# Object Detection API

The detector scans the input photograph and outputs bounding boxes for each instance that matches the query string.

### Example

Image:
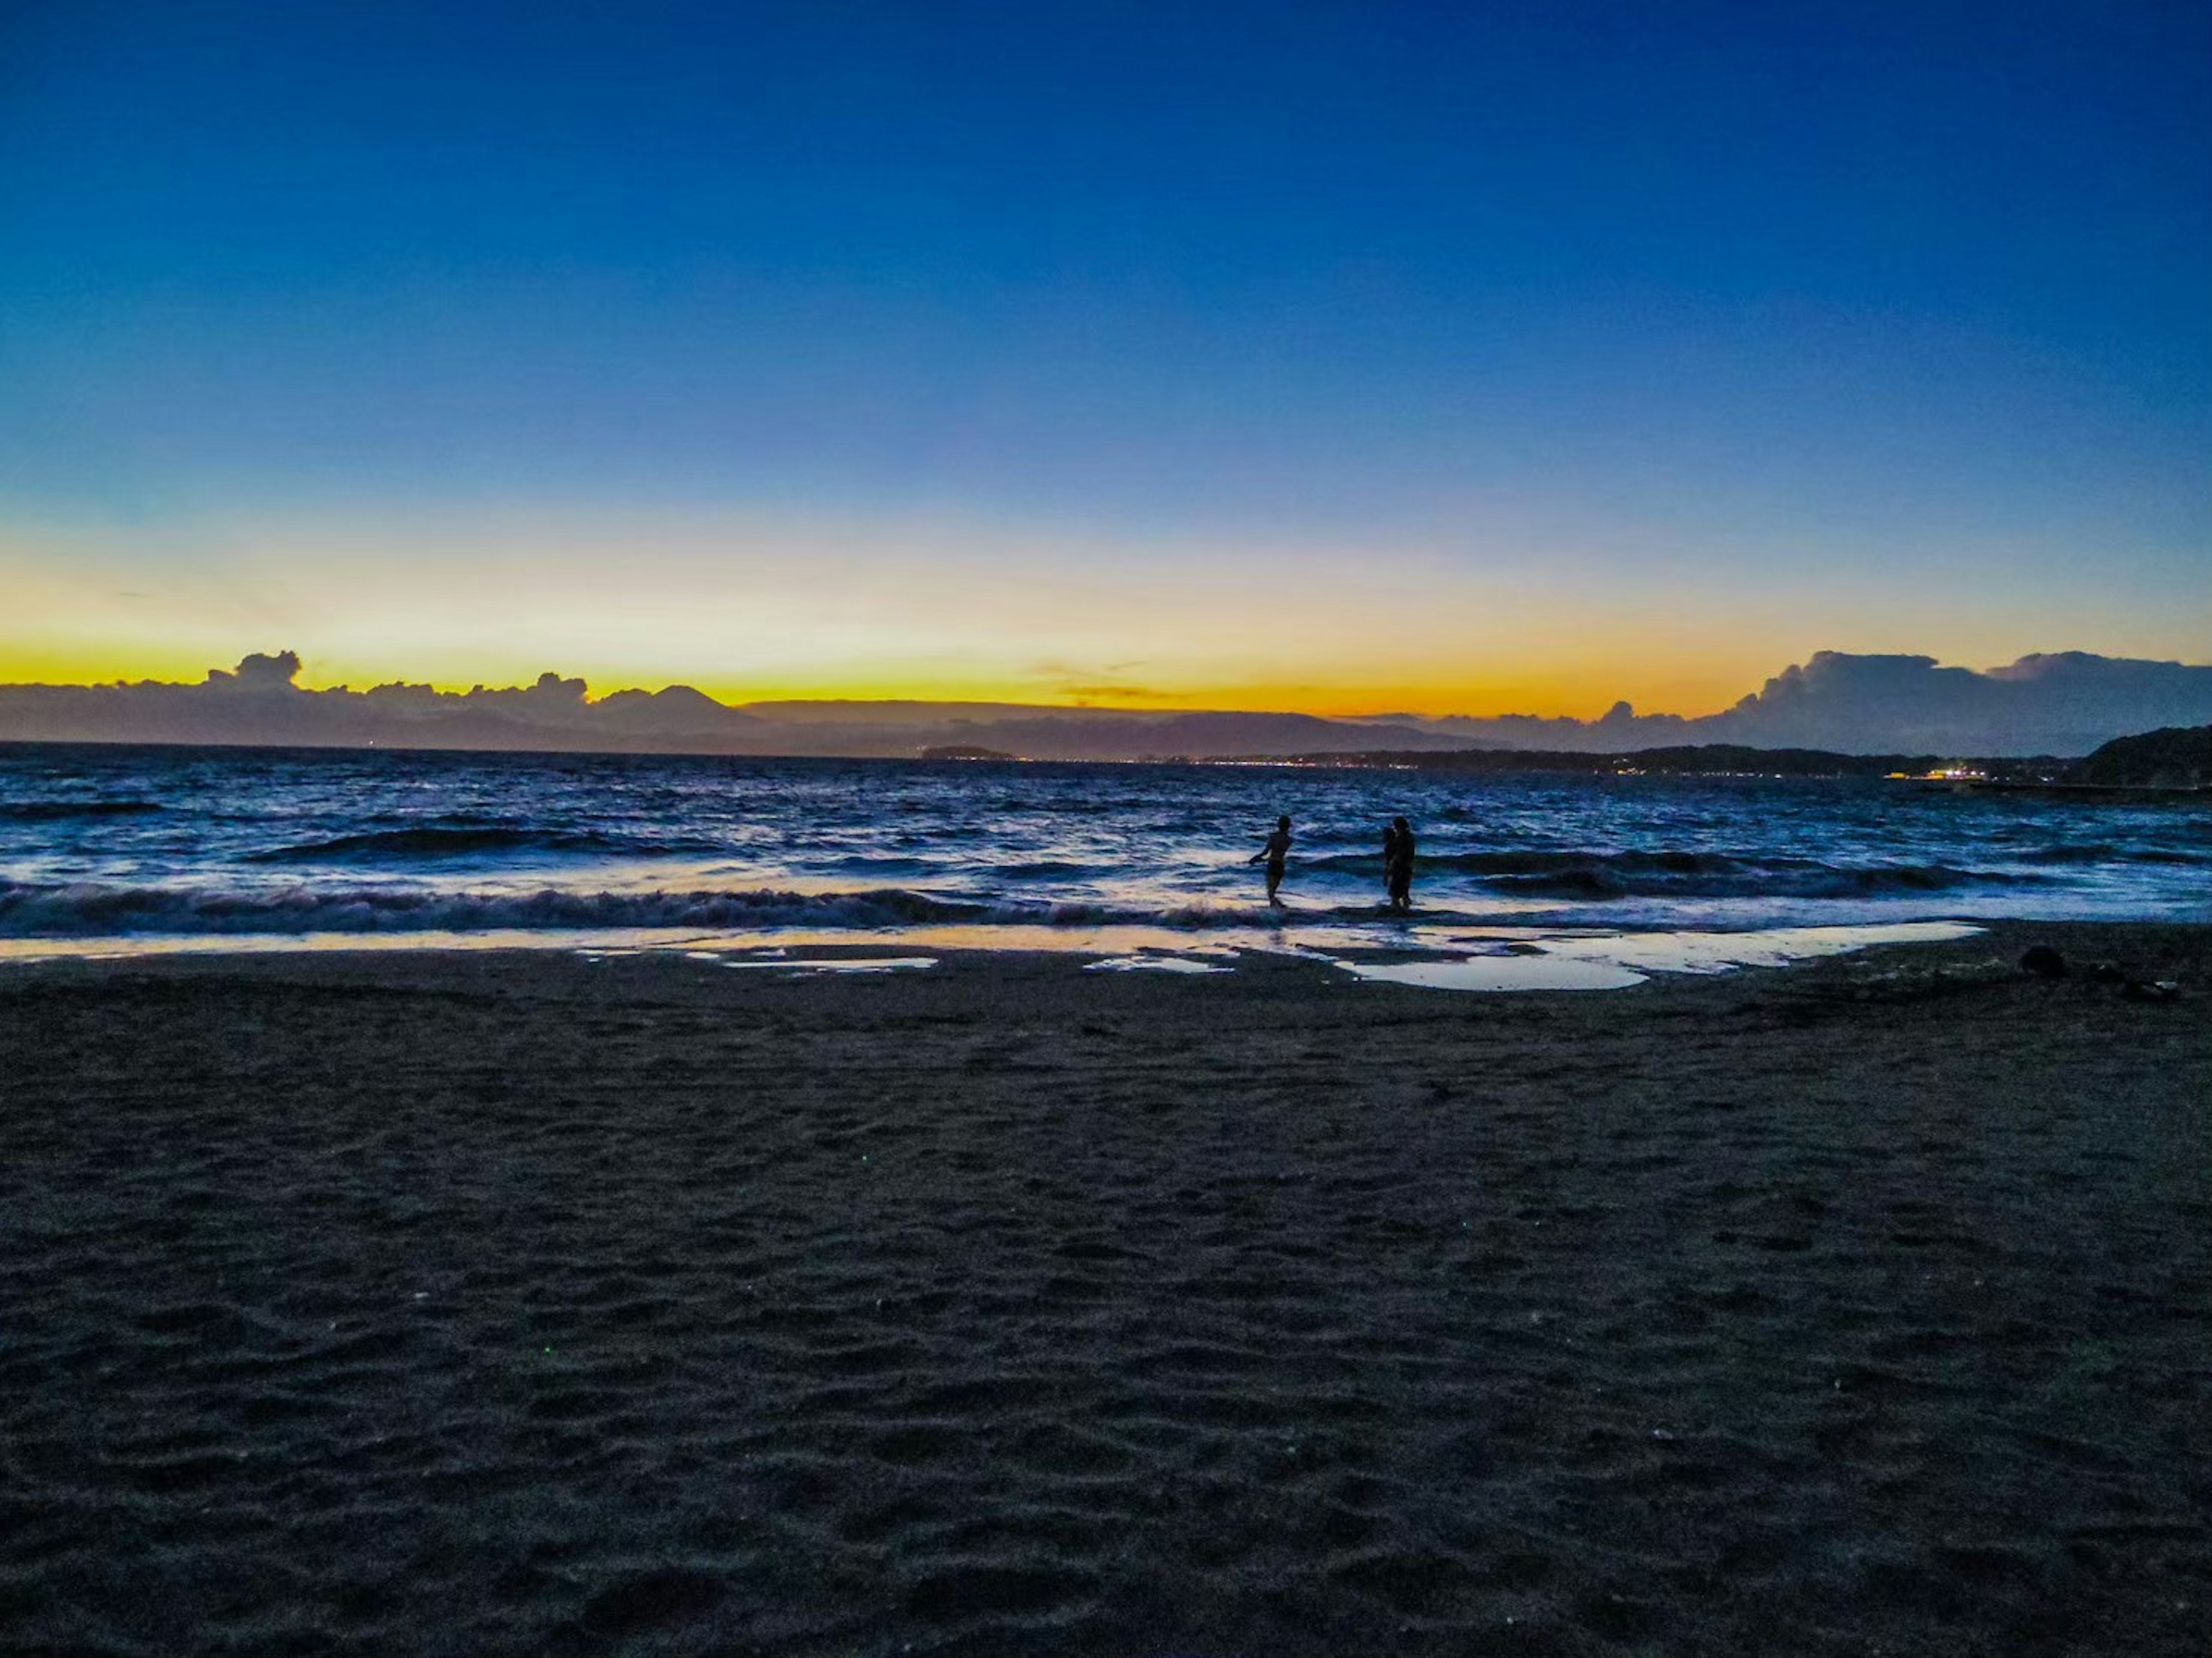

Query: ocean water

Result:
[1,745,2206,965]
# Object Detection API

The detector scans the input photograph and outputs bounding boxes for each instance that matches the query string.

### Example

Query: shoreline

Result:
[5,914,2202,997]
[3,919,2206,1655]
[0,914,2002,978]
[1,918,2199,1009]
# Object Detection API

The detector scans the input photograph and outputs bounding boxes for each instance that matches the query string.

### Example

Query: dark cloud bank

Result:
[2,650,2208,760]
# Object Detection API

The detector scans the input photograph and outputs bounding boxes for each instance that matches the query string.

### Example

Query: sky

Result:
[2,0,2207,717]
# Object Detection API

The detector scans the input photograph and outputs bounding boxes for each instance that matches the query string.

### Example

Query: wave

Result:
[2018,843,2209,867]
[1487,863,2032,900]
[0,859,2103,938]
[0,877,1332,938]
[0,880,1000,936]
[0,853,2058,938]
[244,826,722,862]
[1309,848,1751,878]
[366,810,536,829]
[0,800,167,821]
[1306,845,2035,897]
[819,854,936,877]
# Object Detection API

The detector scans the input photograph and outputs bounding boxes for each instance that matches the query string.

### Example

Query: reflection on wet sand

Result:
[1339,954,1647,992]
[0,919,1983,992]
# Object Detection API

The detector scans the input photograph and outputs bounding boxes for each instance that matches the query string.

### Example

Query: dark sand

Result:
[1,922,2206,1656]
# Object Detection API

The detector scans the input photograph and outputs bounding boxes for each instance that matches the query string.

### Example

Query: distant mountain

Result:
[0,663,772,754]
[940,710,1470,761]
[1,648,2206,760]
[2074,724,2212,789]
[0,657,1467,759]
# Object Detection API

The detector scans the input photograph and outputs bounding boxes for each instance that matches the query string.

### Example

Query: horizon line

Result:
[9,644,2211,731]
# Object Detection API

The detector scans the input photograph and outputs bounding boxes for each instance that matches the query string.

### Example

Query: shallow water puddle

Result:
[1084,954,1233,974]
[1326,919,1980,992]
[1536,920,1983,975]
[714,955,938,974]
[1338,954,1647,992]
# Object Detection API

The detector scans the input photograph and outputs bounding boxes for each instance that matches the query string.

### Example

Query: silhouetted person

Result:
[1250,814,1293,907]
[1386,815,1415,912]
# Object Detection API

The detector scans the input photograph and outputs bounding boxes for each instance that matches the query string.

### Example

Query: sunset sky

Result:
[2,1,2206,716]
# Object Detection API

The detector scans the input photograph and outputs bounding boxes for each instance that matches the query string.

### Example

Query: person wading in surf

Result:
[1250,814,1293,908]
[1385,815,1416,912]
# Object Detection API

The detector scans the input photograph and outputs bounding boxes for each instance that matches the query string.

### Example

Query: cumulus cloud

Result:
[1365,652,2212,755]
[1695,651,2212,753]
[205,650,303,690]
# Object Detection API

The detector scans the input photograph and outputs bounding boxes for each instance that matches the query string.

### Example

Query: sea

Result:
[3,744,2206,984]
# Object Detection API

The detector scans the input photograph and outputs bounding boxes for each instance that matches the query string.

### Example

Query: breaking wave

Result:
[1309,848,1747,878]
[1305,847,2036,898]
[0,881,979,936]
[245,826,721,862]
[0,881,1266,938]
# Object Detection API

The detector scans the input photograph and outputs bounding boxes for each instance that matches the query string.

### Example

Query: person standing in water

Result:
[1250,814,1293,908]
[1385,815,1416,912]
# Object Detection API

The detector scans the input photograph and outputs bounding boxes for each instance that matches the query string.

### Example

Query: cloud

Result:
[1059,684,1185,703]
[205,650,303,690]
[1695,651,2212,753]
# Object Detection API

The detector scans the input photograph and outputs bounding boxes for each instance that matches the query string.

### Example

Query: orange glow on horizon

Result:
[0,642,1766,724]
[8,505,2202,729]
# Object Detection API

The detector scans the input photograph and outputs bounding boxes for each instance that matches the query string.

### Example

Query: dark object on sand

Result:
[2088,961,2127,985]
[2121,979,2182,1004]
[2019,945,2067,979]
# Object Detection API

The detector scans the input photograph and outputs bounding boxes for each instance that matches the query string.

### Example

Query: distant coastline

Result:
[1268,732,2212,792]
[6,729,2206,794]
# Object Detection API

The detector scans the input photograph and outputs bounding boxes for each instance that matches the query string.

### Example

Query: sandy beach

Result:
[1,920,2206,1656]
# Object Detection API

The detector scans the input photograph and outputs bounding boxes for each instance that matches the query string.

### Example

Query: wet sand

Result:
[1,921,2206,1656]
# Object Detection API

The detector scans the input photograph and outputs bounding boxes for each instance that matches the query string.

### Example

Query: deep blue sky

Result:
[2,0,2206,710]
